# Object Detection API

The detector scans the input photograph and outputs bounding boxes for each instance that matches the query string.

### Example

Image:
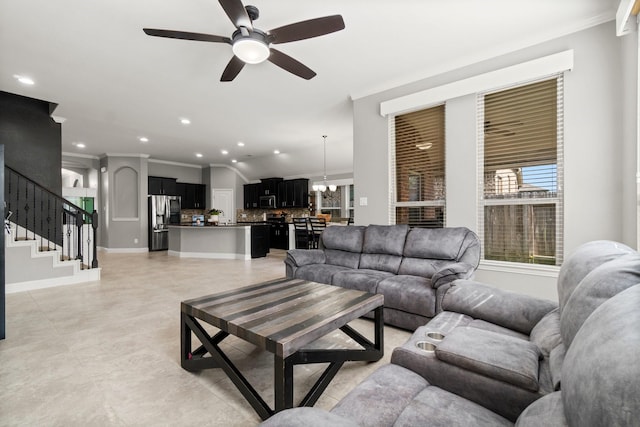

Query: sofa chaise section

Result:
[260,283,640,427]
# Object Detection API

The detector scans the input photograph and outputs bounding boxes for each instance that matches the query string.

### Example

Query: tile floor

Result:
[0,250,411,426]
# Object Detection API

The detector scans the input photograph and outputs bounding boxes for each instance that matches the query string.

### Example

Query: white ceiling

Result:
[0,0,617,181]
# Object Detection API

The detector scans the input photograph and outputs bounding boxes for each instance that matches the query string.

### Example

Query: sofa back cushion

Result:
[560,253,640,348]
[561,284,640,427]
[321,226,365,269]
[322,225,366,252]
[358,225,409,274]
[556,240,634,313]
[403,227,477,261]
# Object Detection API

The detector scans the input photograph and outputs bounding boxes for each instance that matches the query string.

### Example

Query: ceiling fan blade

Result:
[268,49,316,80]
[143,28,230,44]
[221,56,246,81]
[218,0,253,30]
[268,15,345,44]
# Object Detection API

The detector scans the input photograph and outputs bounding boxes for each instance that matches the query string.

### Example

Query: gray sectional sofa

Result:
[263,240,640,426]
[285,224,481,330]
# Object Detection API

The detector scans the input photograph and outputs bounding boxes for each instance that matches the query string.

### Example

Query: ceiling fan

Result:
[143,0,345,81]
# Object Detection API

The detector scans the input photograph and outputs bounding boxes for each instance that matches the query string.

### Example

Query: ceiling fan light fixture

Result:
[232,37,270,64]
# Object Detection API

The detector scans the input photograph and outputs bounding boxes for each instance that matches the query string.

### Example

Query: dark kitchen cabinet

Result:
[243,183,260,209]
[178,183,207,209]
[269,223,289,250]
[250,224,270,258]
[260,178,283,196]
[279,178,309,208]
[148,176,177,195]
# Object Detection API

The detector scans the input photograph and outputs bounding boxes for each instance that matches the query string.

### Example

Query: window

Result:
[317,184,354,220]
[478,77,563,265]
[390,104,445,227]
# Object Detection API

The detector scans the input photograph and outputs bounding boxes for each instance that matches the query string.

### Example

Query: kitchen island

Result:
[168,224,270,259]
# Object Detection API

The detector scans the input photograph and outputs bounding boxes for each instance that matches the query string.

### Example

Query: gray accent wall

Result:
[353,21,637,300]
[99,155,149,250]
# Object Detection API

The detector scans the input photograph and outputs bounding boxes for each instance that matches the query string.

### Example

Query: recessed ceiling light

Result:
[274,150,280,154]
[13,74,34,85]
[196,153,203,158]
[139,137,149,143]
[180,118,191,125]
[221,150,229,155]
[231,159,238,163]
[72,142,86,148]
[237,142,245,147]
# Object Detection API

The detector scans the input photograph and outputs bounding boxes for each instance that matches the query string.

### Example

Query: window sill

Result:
[478,260,560,278]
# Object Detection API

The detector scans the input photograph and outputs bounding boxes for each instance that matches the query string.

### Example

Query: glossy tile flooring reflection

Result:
[0,250,411,426]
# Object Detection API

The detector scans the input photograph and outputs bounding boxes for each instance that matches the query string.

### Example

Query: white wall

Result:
[353,21,637,300]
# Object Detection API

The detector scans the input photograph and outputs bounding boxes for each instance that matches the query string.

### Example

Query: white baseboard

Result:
[98,246,149,254]
[167,250,251,260]
[6,268,102,294]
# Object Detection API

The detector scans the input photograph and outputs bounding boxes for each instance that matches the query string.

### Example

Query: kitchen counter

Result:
[168,225,259,260]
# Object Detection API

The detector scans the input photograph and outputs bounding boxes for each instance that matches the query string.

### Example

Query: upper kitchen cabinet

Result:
[178,183,206,209]
[279,178,309,208]
[243,183,260,209]
[260,178,283,196]
[148,176,178,195]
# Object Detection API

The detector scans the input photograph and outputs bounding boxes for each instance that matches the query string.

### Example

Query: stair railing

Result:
[4,165,98,269]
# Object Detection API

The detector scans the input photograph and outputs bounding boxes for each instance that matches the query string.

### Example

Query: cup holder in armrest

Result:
[426,332,445,341]
[416,341,437,352]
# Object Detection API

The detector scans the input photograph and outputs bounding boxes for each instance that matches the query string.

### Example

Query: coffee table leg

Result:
[180,312,191,368]
[274,355,294,413]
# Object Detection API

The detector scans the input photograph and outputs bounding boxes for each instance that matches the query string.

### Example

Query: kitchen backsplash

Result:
[236,208,312,223]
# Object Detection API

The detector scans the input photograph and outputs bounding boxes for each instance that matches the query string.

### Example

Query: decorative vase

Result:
[209,214,219,224]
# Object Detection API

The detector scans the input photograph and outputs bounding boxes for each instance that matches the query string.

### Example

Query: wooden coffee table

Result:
[181,277,384,420]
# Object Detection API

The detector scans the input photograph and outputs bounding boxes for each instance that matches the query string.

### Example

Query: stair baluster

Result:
[4,165,99,269]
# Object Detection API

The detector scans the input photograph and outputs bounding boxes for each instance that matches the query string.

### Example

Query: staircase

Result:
[4,166,100,293]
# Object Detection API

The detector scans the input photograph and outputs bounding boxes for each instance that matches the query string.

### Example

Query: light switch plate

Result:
[359,197,368,206]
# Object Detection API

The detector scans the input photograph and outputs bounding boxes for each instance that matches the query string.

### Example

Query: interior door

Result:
[212,188,234,224]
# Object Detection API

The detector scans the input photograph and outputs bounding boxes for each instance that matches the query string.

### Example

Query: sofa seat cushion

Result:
[330,364,429,426]
[395,386,513,427]
[331,269,393,293]
[294,264,351,285]
[359,253,403,274]
[436,327,542,392]
[515,392,566,427]
[377,275,436,317]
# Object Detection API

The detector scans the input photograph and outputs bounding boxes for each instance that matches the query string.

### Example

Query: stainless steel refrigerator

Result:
[148,195,181,251]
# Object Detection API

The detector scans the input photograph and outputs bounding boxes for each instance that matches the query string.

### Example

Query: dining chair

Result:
[308,217,327,249]
[292,217,312,249]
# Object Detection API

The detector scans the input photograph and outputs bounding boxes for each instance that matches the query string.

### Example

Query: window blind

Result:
[390,104,445,227]
[478,76,564,265]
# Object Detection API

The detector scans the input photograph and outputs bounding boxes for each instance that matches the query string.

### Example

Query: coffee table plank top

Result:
[182,278,384,358]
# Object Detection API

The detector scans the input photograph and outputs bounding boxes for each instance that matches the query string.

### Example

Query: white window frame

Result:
[477,75,564,266]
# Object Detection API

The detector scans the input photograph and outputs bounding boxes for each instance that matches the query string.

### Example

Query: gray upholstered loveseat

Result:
[285,224,481,330]
[263,241,640,426]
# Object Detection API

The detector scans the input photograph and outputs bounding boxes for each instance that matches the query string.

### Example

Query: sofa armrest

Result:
[432,262,477,289]
[442,280,558,335]
[259,408,359,427]
[286,249,326,267]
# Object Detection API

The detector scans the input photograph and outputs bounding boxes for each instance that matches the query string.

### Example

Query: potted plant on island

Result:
[207,209,223,224]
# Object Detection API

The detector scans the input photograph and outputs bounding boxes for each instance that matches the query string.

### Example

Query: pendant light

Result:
[313,135,337,192]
